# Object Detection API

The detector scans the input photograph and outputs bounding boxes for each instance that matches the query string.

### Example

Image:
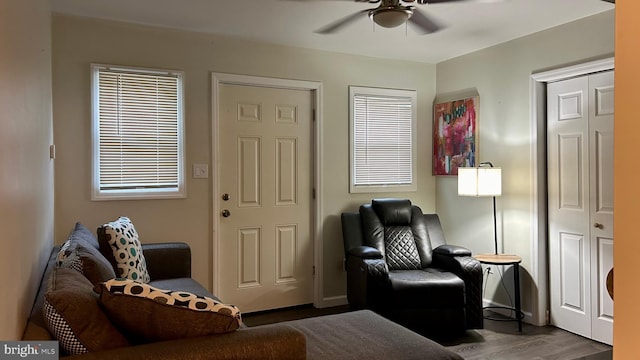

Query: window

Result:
[91,64,185,200]
[349,86,417,193]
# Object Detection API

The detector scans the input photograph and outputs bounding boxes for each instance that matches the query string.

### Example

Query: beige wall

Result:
[613,0,640,357]
[3,2,636,351]
[0,0,54,339]
[1,1,636,351]
[52,15,437,302]
[435,11,614,323]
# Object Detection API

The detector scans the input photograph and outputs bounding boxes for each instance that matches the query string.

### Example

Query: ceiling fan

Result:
[294,0,482,35]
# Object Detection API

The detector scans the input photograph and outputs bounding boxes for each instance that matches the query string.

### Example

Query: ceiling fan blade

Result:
[408,8,444,34]
[416,0,503,3]
[280,0,378,2]
[315,9,371,34]
[416,0,470,3]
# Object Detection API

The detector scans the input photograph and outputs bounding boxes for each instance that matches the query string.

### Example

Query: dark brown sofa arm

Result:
[66,325,306,360]
[142,242,191,281]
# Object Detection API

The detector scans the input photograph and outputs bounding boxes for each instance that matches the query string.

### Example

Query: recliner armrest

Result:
[433,244,472,257]
[348,246,383,259]
[431,249,484,329]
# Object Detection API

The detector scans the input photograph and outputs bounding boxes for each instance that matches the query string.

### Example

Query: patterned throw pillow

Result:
[56,239,116,284]
[95,279,242,343]
[56,239,74,267]
[43,268,129,355]
[98,217,150,283]
[56,223,100,267]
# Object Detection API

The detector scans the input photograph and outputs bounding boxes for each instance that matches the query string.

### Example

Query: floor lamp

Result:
[457,162,502,255]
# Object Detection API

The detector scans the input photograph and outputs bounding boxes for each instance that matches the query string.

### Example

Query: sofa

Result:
[22,220,464,360]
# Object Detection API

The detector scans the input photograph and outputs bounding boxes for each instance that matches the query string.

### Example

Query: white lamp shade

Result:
[458,167,502,197]
[458,168,478,196]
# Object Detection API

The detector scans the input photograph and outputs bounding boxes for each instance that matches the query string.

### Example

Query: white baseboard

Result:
[317,295,348,308]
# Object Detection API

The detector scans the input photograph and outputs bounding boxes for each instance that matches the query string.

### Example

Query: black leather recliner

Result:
[341,198,483,333]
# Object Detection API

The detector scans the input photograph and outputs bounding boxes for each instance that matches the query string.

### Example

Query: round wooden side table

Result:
[473,253,523,332]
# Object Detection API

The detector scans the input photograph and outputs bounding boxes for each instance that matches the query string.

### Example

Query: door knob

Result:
[221,209,231,218]
[594,223,604,229]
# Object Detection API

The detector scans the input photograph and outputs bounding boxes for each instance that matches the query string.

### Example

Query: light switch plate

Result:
[192,164,208,179]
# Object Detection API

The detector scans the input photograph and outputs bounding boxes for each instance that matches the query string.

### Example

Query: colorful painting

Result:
[433,96,478,175]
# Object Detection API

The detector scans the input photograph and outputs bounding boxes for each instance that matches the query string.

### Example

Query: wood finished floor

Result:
[242,305,612,360]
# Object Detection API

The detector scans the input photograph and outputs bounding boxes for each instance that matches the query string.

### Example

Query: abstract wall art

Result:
[433,96,478,176]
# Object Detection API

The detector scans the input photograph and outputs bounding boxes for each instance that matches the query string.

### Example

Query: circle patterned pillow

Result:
[100,217,150,283]
[96,278,242,342]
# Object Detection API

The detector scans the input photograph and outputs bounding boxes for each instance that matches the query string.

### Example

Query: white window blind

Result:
[92,65,185,200]
[350,86,416,193]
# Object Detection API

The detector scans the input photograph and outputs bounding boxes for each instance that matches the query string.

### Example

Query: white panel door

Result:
[218,84,313,313]
[588,71,614,345]
[548,75,591,339]
[548,71,614,345]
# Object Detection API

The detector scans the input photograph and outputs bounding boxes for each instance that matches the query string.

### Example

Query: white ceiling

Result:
[50,0,614,64]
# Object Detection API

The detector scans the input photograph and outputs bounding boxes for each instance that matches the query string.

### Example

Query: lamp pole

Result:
[492,195,498,255]
[480,162,499,255]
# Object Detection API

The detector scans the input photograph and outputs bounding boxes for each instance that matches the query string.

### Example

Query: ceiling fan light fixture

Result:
[369,7,412,28]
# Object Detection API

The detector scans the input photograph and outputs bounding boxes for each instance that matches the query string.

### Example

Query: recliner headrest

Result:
[372,199,412,226]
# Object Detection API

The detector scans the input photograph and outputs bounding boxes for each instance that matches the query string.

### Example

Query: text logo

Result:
[1,342,58,359]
